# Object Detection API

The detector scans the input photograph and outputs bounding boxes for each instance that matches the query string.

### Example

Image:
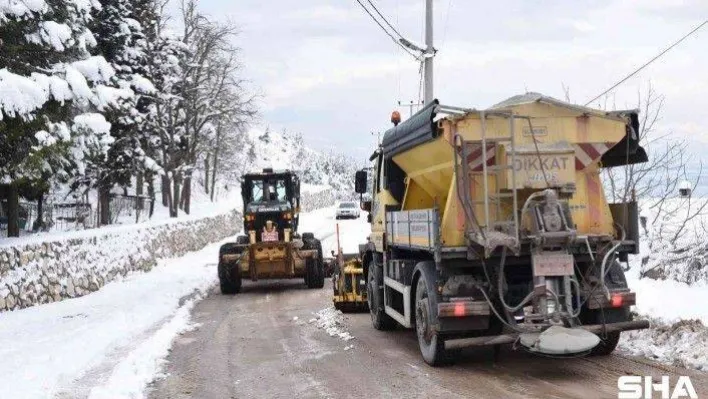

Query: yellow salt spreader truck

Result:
[355,93,649,366]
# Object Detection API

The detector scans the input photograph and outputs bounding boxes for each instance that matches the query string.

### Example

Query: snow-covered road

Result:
[0,206,367,399]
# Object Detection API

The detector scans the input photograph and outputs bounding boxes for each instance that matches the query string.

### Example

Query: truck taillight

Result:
[454,302,465,317]
[610,294,623,307]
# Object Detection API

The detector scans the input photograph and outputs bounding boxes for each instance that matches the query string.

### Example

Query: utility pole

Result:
[397,100,423,117]
[399,1,435,104]
[424,0,433,105]
[371,131,381,144]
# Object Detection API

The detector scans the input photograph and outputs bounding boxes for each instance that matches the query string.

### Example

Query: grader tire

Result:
[218,259,241,294]
[218,243,242,295]
[303,237,324,289]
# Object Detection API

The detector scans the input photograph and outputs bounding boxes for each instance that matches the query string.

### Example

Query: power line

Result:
[440,0,453,50]
[354,0,420,60]
[585,19,708,106]
[366,0,406,41]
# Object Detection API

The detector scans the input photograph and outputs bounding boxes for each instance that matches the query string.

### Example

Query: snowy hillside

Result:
[225,127,361,196]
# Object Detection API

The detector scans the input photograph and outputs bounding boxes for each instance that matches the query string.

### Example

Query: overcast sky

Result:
[189,0,707,161]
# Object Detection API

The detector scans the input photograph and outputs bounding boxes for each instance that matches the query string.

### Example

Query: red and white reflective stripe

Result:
[465,143,496,172]
[574,142,614,170]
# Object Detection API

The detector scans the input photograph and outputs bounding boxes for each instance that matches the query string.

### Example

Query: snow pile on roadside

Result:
[620,318,708,371]
[309,307,355,342]
[0,240,222,399]
[626,269,708,323]
[88,295,204,399]
[618,197,708,370]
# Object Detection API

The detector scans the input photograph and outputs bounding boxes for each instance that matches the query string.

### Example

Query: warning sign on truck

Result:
[507,150,575,189]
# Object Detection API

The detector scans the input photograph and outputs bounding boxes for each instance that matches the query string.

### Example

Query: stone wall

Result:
[0,209,240,312]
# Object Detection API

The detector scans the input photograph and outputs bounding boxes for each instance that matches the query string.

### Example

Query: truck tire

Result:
[218,243,242,294]
[367,253,395,330]
[582,260,631,356]
[304,238,324,289]
[236,235,249,245]
[585,307,630,356]
[414,273,459,366]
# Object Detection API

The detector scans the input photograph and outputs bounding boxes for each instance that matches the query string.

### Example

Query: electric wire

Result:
[585,19,708,106]
[440,0,453,50]
[354,0,420,61]
[365,0,407,42]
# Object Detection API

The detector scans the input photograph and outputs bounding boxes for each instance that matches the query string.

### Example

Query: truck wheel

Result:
[367,254,395,330]
[236,235,249,245]
[587,307,630,356]
[415,273,459,366]
[581,260,631,356]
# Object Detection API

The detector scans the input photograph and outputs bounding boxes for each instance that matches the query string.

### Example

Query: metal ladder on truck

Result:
[454,110,520,257]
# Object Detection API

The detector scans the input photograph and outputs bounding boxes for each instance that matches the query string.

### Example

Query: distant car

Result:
[335,201,361,219]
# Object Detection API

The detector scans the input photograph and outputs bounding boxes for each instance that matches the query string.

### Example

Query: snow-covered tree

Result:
[141,7,190,217]
[87,0,156,225]
[0,0,121,236]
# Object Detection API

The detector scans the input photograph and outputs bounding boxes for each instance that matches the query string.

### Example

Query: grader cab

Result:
[218,169,324,294]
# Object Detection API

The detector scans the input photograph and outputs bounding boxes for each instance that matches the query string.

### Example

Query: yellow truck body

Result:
[357,93,649,365]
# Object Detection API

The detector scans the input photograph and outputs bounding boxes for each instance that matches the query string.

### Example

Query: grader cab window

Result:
[250,178,288,203]
[251,181,265,202]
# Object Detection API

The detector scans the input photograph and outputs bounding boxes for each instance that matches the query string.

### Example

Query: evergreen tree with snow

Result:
[0,0,118,236]
[88,0,156,224]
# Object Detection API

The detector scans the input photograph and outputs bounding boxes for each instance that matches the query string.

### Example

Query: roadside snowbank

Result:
[0,240,222,399]
[621,318,708,371]
[617,197,708,370]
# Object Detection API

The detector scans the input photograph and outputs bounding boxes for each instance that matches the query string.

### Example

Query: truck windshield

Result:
[339,203,356,208]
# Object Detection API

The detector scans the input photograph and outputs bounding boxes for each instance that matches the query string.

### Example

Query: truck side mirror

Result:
[361,200,371,212]
[355,170,367,194]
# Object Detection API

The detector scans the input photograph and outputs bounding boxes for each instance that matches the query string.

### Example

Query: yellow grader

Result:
[218,169,324,294]
[329,224,368,312]
[355,93,649,366]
